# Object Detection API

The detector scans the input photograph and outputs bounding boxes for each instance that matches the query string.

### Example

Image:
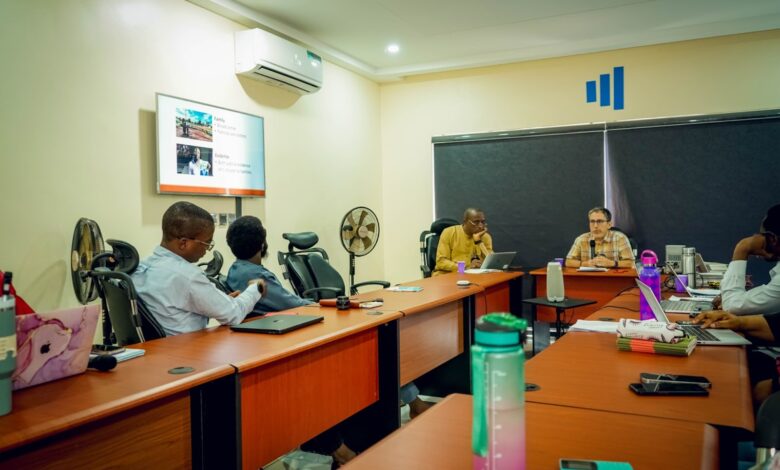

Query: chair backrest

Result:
[94,270,146,346]
[92,240,166,345]
[755,391,780,462]
[277,232,345,301]
[420,218,459,277]
[199,250,232,294]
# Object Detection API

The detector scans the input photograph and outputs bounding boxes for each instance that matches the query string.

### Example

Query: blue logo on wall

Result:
[586,66,624,110]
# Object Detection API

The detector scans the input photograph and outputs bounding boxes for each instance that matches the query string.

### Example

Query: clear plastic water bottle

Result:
[639,250,661,321]
[545,261,564,302]
[472,313,526,470]
[0,272,17,416]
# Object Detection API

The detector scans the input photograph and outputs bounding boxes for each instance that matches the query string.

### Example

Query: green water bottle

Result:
[472,313,526,470]
[0,272,17,416]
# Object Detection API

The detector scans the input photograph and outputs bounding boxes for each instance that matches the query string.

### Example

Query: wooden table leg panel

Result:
[0,393,192,469]
[399,303,464,385]
[474,283,510,318]
[241,329,380,468]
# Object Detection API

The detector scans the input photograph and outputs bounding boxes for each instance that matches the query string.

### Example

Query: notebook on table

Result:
[230,314,323,334]
[635,279,750,346]
[13,304,100,390]
[464,251,517,274]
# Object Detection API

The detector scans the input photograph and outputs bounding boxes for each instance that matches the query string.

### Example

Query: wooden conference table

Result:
[345,393,719,470]
[529,266,637,323]
[353,271,522,392]
[525,288,753,465]
[0,271,522,469]
[0,347,234,468]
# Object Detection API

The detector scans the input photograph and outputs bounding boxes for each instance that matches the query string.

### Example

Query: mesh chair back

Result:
[99,274,145,346]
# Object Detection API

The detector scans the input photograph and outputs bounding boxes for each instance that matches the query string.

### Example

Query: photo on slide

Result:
[176,107,213,142]
[176,144,213,177]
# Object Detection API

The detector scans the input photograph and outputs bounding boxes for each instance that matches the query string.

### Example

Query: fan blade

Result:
[342,228,355,240]
[361,237,372,251]
[357,210,368,226]
[348,212,358,229]
[350,237,364,253]
[365,222,376,233]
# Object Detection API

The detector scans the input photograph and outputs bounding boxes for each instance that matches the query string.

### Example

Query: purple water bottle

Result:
[639,250,661,320]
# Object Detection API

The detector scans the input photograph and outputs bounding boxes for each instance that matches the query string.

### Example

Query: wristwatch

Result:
[474,239,482,245]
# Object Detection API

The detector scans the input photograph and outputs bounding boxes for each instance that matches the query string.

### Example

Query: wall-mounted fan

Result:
[70,218,106,305]
[340,206,380,291]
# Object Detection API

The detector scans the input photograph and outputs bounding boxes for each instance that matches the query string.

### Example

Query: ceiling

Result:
[191,0,780,81]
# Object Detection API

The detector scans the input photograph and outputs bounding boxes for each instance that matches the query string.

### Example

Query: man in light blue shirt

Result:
[133,201,266,336]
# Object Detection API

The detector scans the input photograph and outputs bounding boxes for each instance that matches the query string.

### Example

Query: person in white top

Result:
[133,201,266,336]
[720,204,780,315]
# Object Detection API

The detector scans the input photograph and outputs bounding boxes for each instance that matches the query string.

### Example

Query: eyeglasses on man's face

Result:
[182,237,215,251]
[468,219,487,226]
[589,219,609,225]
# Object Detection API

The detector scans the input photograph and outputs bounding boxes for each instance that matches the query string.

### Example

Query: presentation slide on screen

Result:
[157,94,265,196]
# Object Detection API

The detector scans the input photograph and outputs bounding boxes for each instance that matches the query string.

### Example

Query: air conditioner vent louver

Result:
[235,29,323,95]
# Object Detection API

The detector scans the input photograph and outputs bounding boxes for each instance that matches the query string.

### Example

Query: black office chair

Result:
[277,232,389,301]
[610,227,638,259]
[89,239,165,346]
[419,218,459,277]
[198,249,232,294]
[754,391,780,466]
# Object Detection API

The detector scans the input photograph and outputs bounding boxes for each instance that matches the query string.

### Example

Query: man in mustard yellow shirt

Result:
[433,208,494,275]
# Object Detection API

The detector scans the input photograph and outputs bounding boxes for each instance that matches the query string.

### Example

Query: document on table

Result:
[577,266,608,272]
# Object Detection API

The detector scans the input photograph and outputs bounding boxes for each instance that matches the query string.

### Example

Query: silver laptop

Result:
[465,251,516,273]
[668,264,721,297]
[636,279,750,346]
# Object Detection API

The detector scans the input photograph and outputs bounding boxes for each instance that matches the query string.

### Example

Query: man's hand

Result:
[472,226,488,242]
[733,234,772,261]
[470,258,482,268]
[692,310,742,330]
[590,255,612,268]
[228,290,241,298]
[249,279,267,296]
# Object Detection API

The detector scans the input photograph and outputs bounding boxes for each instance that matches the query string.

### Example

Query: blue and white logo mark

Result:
[586,66,624,110]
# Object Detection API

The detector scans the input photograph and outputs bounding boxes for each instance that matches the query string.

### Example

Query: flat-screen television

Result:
[156,93,265,197]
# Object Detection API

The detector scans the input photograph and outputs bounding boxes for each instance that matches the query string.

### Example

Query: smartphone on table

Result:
[639,372,711,389]
[629,382,709,396]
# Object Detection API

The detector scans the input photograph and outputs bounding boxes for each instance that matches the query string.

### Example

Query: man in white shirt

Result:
[720,204,780,315]
[133,201,266,335]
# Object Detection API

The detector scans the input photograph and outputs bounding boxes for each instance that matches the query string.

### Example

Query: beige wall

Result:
[0,0,384,311]
[379,29,780,283]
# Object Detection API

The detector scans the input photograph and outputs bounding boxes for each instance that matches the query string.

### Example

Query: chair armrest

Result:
[351,280,391,295]
[302,287,342,299]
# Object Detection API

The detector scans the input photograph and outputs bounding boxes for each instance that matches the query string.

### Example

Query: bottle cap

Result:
[475,313,527,346]
[640,249,658,266]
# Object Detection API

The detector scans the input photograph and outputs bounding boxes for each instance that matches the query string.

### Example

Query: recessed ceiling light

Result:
[386,44,400,54]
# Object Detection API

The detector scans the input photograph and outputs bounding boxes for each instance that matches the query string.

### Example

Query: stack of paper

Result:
[386,286,423,292]
[616,336,697,356]
[89,348,145,363]
[569,320,619,333]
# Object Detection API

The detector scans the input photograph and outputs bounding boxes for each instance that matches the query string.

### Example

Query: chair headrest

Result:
[430,218,459,235]
[106,239,139,274]
[282,232,319,250]
[201,250,224,277]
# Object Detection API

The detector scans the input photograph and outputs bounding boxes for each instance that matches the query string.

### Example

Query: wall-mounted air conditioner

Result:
[235,28,323,95]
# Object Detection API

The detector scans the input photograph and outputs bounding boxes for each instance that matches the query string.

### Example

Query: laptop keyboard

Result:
[660,300,711,313]
[680,325,719,342]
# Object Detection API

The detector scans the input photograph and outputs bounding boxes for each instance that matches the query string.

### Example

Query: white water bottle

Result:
[546,262,565,302]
